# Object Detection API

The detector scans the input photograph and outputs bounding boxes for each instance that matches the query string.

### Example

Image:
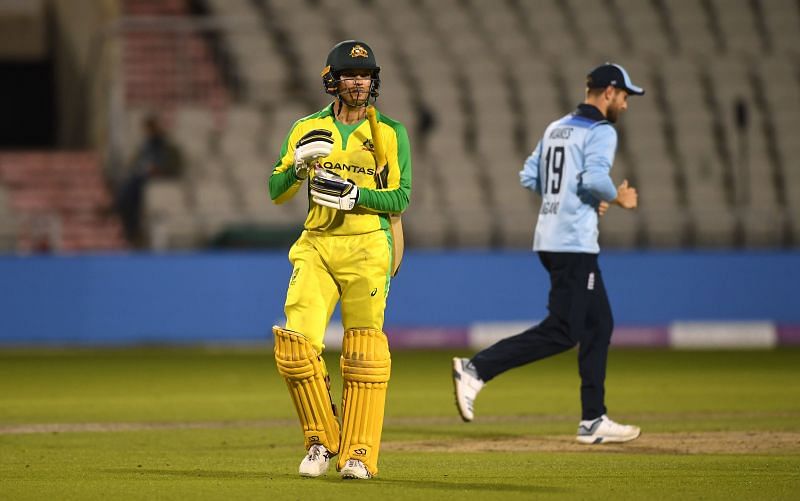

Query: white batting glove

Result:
[310,169,360,211]
[312,184,359,210]
[293,129,334,179]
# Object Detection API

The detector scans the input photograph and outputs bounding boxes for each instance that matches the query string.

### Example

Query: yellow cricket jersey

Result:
[269,104,412,235]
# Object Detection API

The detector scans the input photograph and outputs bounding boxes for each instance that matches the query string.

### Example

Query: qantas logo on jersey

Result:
[320,160,376,176]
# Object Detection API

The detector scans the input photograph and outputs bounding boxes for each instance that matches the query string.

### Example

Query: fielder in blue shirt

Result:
[453,63,642,444]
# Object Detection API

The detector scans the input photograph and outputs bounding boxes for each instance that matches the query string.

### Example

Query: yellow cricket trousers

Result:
[284,229,393,353]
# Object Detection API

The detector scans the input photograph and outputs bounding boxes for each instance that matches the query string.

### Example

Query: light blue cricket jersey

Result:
[520,104,619,254]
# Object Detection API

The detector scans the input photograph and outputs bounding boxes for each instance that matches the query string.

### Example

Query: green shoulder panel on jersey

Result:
[357,111,412,213]
[269,107,335,202]
[377,112,412,191]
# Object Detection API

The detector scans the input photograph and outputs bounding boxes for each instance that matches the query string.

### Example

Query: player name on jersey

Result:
[548,127,574,139]
[540,200,560,215]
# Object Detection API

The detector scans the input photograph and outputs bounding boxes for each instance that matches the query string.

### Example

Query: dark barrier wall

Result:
[1,251,798,344]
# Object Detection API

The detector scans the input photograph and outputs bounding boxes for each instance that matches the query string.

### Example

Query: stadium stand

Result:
[0,184,15,251]
[0,152,126,252]
[1,0,796,251]
[123,0,800,249]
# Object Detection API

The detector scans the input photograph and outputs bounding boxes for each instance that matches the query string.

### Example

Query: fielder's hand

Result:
[613,179,638,209]
[597,200,610,217]
[294,129,334,179]
[310,169,360,210]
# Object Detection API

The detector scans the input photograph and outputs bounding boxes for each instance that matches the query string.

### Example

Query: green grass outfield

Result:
[1,347,799,500]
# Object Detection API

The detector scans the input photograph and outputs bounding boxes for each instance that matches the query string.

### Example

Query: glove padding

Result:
[310,169,360,210]
[294,129,334,179]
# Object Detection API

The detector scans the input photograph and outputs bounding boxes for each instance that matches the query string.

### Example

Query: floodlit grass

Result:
[1,348,799,500]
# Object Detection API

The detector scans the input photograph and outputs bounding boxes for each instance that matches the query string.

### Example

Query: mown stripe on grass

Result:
[2,410,799,435]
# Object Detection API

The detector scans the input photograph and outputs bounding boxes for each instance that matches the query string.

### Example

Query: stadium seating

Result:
[0,152,127,252]
[0,185,16,250]
[49,0,796,251]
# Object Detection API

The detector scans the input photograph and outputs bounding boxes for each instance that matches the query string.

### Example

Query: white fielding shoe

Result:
[340,459,372,480]
[299,444,333,477]
[452,357,484,422]
[576,415,641,444]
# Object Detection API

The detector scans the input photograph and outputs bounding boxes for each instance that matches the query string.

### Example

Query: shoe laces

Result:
[343,459,371,479]
[464,393,477,413]
[345,459,364,470]
[306,444,326,461]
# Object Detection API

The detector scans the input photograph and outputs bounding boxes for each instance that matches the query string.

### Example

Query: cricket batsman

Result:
[268,40,412,480]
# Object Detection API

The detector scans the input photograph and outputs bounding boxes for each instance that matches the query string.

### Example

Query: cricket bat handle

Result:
[366,105,404,276]
[366,106,387,172]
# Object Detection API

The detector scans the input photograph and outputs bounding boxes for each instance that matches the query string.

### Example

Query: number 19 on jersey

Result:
[541,146,565,215]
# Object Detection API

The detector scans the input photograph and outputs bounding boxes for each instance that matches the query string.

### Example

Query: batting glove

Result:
[310,169,360,211]
[294,129,334,179]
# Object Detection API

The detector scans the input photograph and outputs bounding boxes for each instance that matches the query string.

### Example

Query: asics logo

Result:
[290,267,301,286]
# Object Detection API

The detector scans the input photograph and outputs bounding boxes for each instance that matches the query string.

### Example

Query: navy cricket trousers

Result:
[471,252,614,420]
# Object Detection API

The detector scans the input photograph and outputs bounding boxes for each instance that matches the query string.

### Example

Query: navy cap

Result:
[586,63,645,96]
